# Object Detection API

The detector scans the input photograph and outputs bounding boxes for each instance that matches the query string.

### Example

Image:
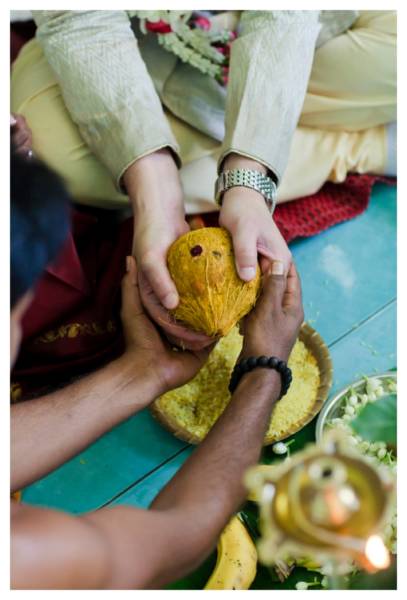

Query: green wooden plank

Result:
[292,182,396,345]
[21,410,188,514]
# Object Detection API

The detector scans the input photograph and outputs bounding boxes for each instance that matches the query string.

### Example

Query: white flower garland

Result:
[133,10,232,81]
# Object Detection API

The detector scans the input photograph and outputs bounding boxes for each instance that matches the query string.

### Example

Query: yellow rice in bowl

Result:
[153,327,321,443]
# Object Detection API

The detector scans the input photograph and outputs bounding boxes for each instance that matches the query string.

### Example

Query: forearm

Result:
[34,10,179,189]
[223,152,267,175]
[149,370,281,577]
[154,369,279,511]
[11,357,157,491]
[86,369,282,589]
[220,10,321,182]
[123,148,183,215]
[11,371,282,590]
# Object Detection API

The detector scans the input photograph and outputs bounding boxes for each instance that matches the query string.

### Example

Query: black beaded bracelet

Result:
[228,355,292,398]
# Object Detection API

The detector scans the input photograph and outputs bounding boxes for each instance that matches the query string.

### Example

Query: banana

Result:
[204,515,257,590]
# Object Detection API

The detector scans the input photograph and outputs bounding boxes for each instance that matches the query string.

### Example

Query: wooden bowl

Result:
[263,322,333,445]
[151,323,333,446]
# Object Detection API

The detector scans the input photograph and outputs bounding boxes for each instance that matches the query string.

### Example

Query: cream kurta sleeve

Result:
[220,11,321,183]
[33,10,180,189]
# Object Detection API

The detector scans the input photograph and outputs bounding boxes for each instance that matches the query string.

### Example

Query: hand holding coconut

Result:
[141,226,292,351]
[127,150,292,350]
[125,149,216,351]
[240,261,304,363]
[219,153,292,279]
[121,256,213,395]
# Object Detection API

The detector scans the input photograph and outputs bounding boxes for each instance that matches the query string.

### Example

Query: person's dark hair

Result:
[11,147,71,307]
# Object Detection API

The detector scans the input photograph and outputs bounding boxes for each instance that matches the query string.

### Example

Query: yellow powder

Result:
[155,327,321,442]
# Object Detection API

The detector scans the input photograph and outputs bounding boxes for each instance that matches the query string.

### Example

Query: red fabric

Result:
[274,174,395,243]
[10,22,36,63]
[11,174,394,399]
[12,210,133,397]
[275,174,394,242]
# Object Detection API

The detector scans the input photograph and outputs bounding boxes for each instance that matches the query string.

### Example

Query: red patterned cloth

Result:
[273,174,394,243]
[12,210,132,400]
[11,173,395,400]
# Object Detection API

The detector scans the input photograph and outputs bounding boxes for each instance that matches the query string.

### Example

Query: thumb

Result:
[256,260,286,314]
[232,226,258,282]
[140,251,179,310]
[121,256,145,320]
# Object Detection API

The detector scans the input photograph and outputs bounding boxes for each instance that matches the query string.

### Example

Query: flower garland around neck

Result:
[134,10,236,85]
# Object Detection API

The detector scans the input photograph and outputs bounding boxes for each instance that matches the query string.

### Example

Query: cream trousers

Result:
[11,11,396,214]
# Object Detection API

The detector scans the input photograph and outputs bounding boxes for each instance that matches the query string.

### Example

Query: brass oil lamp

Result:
[245,431,394,585]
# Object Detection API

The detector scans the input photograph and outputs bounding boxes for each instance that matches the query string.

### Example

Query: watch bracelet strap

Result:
[215,168,277,214]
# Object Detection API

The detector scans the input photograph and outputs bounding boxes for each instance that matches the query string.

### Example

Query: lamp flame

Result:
[364,535,390,570]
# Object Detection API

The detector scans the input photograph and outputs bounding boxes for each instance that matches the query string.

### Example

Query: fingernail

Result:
[271,261,284,275]
[10,115,17,126]
[240,267,256,281]
[163,292,178,309]
[126,256,132,272]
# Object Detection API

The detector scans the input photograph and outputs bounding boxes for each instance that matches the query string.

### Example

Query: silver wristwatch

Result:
[215,168,277,214]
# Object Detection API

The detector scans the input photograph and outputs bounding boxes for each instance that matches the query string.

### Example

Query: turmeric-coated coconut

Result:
[167,227,261,337]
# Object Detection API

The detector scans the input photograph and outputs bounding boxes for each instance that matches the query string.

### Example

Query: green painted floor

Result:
[21,183,397,569]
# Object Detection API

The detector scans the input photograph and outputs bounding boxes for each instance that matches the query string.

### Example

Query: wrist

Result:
[221,185,268,211]
[230,355,292,397]
[112,354,162,405]
[240,345,291,364]
[123,149,182,212]
[223,153,268,175]
[123,148,176,184]
[234,367,281,401]
[218,156,277,214]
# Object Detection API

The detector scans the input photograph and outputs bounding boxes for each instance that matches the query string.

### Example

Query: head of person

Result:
[10,147,71,366]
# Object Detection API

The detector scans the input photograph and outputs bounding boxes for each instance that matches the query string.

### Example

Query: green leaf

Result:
[348,557,397,590]
[350,394,397,445]
[239,506,260,541]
